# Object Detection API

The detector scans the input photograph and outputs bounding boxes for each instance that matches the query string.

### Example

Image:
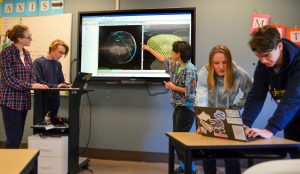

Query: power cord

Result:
[79,93,92,156]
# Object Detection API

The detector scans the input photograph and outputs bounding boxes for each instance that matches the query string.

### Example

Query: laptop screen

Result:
[72,72,92,89]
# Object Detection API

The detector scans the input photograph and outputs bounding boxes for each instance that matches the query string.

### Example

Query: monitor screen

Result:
[78,8,196,84]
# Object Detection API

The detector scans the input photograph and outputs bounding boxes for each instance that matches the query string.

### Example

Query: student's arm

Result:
[245,60,300,138]
[264,61,300,135]
[56,62,71,88]
[164,81,185,93]
[195,66,208,134]
[33,59,57,88]
[195,66,209,107]
[242,63,269,127]
[244,126,273,139]
[141,44,165,62]
[234,66,253,109]
[0,50,32,90]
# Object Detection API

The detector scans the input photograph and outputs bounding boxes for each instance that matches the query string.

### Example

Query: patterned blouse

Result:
[0,44,34,111]
[164,59,197,111]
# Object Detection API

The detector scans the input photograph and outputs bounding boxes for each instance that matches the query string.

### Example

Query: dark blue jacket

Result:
[242,39,300,134]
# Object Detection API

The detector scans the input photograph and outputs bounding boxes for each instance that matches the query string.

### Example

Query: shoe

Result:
[175,166,198,174]
[175,166,184,174]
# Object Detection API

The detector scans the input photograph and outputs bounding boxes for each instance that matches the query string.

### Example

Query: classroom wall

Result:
[1,0,300,154]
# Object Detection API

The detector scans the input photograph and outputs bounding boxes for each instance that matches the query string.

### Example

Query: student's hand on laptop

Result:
[196,127,201,134]
[246,127,273,139]
[243,124,251,135]
[58,83,71,88]
[31,83,49,89]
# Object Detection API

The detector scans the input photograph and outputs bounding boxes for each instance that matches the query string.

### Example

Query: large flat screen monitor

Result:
[78,7,196,84]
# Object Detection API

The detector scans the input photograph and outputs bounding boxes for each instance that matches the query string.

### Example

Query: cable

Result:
[70,58,78,81]
[79,93,92,156]
[145,84,169,96]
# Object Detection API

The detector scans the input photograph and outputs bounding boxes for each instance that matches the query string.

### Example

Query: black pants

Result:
[202,159,241,174]
[284,115,300,158]
[1,106,28,148]
[173,106,195,161]
[44,92,60,119]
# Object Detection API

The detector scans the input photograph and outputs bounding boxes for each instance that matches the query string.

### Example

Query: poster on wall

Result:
[26,0,38,16]
[272,24,286,38]
[287,28,300,46]
[51,0,63,14]
[2,0,14,17]
[38,0,64,15]
[0,0,63,17]
[250,13,270,34]
[0,2,2,16]
[14,0,26,16]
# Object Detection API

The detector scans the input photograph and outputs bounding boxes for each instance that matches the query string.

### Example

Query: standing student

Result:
[195,45,252,174]
[242,25,300,158]
[33,39,70,121]
[143,41,198,174]
[0,25,48,148]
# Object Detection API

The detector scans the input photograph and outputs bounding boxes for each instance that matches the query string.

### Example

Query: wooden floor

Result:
[77,159,228,174]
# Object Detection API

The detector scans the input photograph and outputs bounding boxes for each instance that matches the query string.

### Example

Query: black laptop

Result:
[72,72,92,89]
[195,107,258,142]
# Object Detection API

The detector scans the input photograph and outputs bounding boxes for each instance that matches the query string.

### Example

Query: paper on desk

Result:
[45,124,55,130]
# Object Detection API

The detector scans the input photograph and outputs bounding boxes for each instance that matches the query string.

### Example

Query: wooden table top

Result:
[0,149,39,174]
[166,132,300,149]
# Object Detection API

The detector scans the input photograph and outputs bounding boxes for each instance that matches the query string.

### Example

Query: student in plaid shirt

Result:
[0,25,48,148]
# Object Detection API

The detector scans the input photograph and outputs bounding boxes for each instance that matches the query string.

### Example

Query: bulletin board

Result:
[0,13,72,83]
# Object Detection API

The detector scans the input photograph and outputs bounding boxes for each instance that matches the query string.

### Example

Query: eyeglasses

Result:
[58,51,66,55]
[22,35,32,40]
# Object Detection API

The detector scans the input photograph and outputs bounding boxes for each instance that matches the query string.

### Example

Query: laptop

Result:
[195,107,258,142]
[72,72,92,90]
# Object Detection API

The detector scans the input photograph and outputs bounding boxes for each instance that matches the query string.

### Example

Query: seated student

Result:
[195,45,253,174]
[33,39,70,122]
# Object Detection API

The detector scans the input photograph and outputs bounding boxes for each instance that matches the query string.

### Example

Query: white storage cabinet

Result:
[28,134,68,174]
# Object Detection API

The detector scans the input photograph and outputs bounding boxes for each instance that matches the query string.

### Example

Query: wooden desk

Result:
[166,132,300,174]
[0,149,39,174]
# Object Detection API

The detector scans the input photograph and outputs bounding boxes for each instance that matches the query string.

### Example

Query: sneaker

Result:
[175,166,198,174]
[174,166,184,174]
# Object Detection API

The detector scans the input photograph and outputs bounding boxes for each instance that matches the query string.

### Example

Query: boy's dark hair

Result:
[172,41,192,63]
[248,25,281,54]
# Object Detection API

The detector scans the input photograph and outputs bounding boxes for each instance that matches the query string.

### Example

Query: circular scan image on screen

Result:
[104,31,137,64]
[147,34,182,69]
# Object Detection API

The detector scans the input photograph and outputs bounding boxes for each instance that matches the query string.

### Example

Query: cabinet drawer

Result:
[28,135,68,157]
[38,156,67,174]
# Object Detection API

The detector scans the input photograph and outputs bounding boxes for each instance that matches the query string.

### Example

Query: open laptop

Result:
[195,107,259,142]
[39,72,92,91]
[72,72,92,90]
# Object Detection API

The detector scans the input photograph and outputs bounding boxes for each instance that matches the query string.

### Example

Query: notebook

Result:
[195,107,259,142]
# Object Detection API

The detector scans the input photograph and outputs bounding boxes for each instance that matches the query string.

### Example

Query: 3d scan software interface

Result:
[80,12,192,78]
